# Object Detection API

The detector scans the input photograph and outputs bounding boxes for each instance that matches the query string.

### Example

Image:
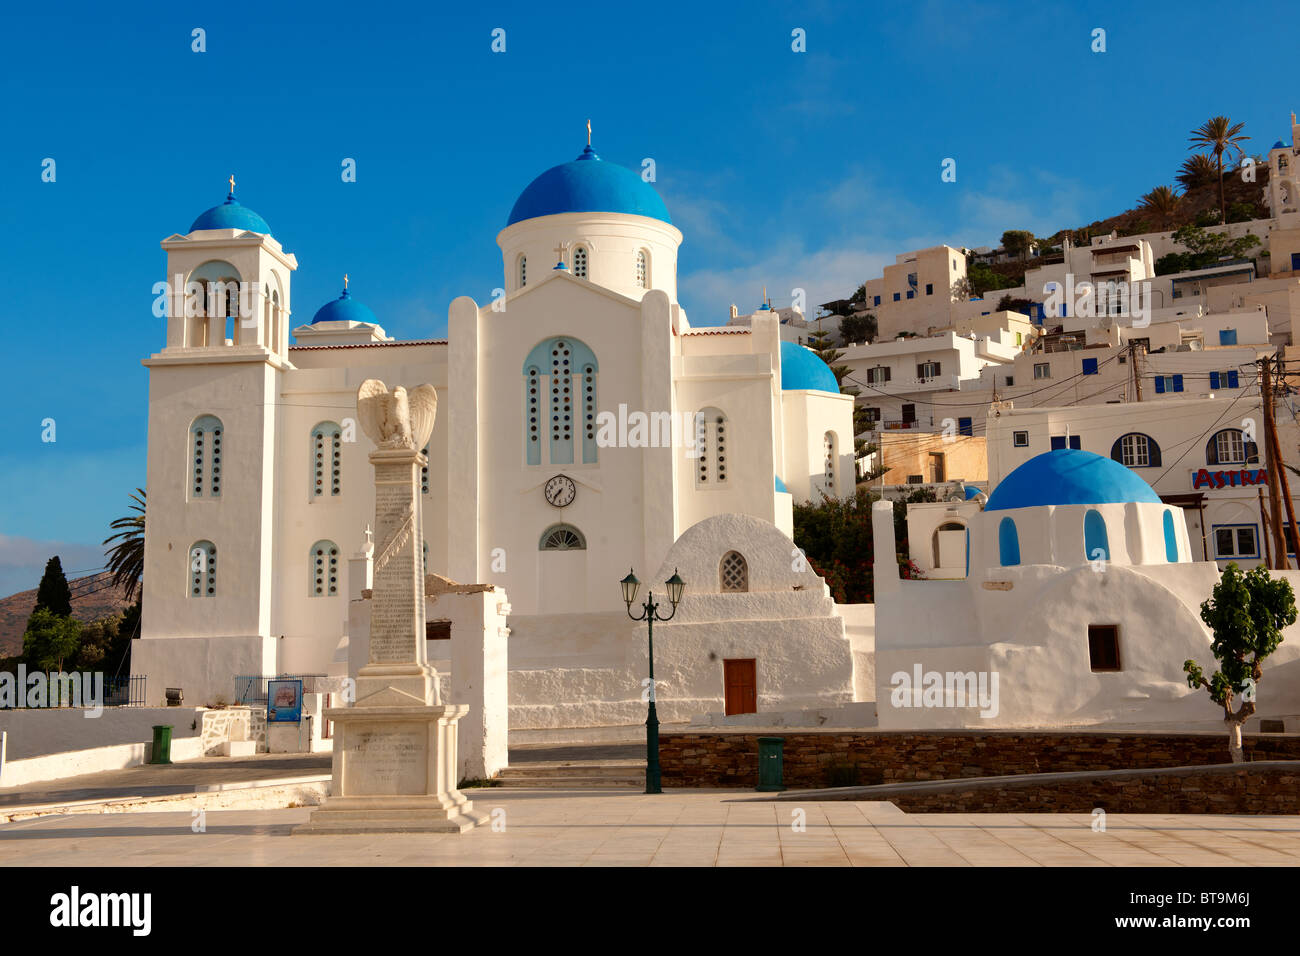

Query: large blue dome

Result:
[780,341,840,393]
[311,288,377,325]
[190,192,272,234]
[507,146,671,227]
[986,449,1163,511]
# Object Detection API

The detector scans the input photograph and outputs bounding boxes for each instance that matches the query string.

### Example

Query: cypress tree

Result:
[32,555,73,618]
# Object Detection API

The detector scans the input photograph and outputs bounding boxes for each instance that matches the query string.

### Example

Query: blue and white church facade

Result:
[132,147,859,724]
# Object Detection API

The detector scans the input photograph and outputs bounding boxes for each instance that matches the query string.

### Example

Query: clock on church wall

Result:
[544,474,576,507]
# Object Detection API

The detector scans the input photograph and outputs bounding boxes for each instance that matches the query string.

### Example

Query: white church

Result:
[132,142,860,727]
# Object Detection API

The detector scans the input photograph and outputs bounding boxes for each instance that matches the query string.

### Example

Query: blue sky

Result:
[1,0,1295,594]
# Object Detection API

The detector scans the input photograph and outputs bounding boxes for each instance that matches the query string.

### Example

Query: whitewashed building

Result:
[132,144,858,723]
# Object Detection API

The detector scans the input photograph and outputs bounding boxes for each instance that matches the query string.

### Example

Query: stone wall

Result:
[834,763,1300,814]
[658,729,1300,789]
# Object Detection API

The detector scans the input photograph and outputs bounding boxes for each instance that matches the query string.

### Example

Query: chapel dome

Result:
[780,341,840,394]
[985,448,1163,512]
[507,146,671,227]
[311,286,377,325]
[190,190,272,234]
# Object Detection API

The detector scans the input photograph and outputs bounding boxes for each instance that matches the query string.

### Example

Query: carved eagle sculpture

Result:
[356,379,438,452]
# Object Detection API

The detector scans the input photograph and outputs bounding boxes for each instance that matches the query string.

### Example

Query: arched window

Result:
[1163,510,1180,563]
[523,337,598,466]
[190,541,217,597]
[694,408,729,487]
[635,250,648,288]
[824,431,837,494]
[998,517,1020,567]
[1206,428,1259,466]
[572,246,588,278]
[270,289,281,352]
[1084,509,1110,563]
[540,524,586,550]
[190,415,223,498]
[311,422,342,497]
[309,540,339,597]
[187,260,241,347]
[518,255,527,289]
[720,551,749,592]
[1110,432,1161,468]
[421,445,430,494]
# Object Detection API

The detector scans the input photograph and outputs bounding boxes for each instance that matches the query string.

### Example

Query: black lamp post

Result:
[622,567,685,794]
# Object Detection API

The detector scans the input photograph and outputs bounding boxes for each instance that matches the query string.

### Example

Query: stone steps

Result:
[494,761,645,789]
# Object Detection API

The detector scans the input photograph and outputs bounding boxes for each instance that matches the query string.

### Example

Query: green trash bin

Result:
[757,736,785,792]
[150,725,173,765]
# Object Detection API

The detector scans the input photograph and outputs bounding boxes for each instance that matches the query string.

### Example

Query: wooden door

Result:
[723,659,757,715]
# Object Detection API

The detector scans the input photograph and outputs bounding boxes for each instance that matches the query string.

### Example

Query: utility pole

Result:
[1266,356,1300,561]
[1260,356,1290,568]
[1130,341,1143,402]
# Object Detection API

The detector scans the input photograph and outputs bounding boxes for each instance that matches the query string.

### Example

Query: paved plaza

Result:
[3,790,1300,866]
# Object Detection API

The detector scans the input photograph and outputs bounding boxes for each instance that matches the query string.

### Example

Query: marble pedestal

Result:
[295,704,489,834]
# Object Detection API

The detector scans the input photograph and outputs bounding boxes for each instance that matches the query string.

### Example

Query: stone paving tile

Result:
[3,793,1300,866]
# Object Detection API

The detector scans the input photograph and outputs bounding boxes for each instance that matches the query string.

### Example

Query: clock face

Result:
[544,475,576,507]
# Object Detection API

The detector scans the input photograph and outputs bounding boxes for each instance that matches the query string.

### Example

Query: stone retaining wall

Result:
[659,729,1300,789]
[836,763,1300,814]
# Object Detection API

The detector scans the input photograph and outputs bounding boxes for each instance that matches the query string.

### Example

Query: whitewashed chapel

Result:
[133,144,858,726]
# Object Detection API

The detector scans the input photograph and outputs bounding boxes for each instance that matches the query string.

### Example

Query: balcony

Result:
[860,373,962,394]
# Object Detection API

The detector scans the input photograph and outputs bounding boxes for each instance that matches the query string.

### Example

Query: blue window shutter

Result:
[1154,376,1165,394]
[1082,358,1098,375]
[1219,329,1237,346]
[1210,372,1220,389]
[1173,374,1184,392]
[1228,370,1239,388]
[958,417,972,436]
[1051,436,1066,450]
[1070,436,1081,450]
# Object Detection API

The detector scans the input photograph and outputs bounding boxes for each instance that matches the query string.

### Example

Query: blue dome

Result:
[775,475,789,493]
[1274,140,1287,149]
[311,288,378,325]
[190,192,272,234]
[986,449,1162,511]
[507,146,671,227]
[964,485,983,500]
[780,341,840,393]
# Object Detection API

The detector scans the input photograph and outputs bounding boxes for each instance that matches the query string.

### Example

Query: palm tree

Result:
[103,488,145,603]
[1139,185,1182,229]
[1188,117,1251,225]
[1177,153,1219,191]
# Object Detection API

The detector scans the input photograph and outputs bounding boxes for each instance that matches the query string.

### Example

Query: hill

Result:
[0,572,133,658]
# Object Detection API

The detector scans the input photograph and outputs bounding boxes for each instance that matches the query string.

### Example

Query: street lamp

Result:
[622,567,686,794]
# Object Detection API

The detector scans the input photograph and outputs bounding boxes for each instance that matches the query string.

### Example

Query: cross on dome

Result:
[228,174,236,197]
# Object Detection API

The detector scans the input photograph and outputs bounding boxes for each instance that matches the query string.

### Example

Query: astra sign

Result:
[1193,468,1267,490]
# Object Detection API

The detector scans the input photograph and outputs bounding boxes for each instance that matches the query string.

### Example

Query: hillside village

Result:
[725,112,1300,582]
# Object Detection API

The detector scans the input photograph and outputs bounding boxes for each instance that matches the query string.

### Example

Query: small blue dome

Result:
[1274,140,1287,150]
[780,341,840,393]
[190,192,272,234]
[964,485,983,500]
[507,146,671,227]
[311,287,378,325]
[775,475,789,493]
[986,449,1163,511]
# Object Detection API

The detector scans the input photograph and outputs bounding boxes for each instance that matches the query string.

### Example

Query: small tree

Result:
[1001,230,1035,261]
[22,608,82,672]
[1184,563,1296,763]
[838,312,876,346]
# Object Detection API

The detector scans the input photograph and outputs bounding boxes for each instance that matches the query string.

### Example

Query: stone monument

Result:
[297,380,487,833]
